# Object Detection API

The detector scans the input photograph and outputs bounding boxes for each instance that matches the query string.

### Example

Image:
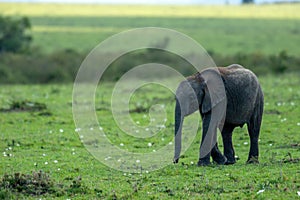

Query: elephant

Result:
[173,64,264,166]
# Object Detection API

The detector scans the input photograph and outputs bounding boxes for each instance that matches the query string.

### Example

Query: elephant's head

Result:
[174,69,226,163]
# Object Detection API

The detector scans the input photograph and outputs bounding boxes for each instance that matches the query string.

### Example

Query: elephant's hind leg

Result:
[221,124,236,165]
[211,143,227,165]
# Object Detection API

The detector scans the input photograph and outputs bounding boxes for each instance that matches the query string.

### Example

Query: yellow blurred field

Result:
[1,3,300,19]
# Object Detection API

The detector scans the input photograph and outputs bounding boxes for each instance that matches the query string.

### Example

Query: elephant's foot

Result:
[223,154,236,165]
[197,158,211,166]
[225,158,236,165]
[213,155,227,165]
[246,156,259,164]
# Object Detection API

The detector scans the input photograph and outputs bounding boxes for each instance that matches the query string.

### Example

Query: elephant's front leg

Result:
[198,112,218,166]
[221,124,236,165]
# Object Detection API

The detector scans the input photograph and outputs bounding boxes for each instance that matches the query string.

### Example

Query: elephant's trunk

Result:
[174,99,184,163]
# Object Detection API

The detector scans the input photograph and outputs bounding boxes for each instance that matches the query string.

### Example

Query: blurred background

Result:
[0,0,299,83]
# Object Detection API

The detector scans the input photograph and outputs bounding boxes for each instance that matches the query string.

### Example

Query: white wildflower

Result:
[148,143,152,147]
[75,128,81,132]
[243,142,248,145]
[281,118,287,122]
[120,143,124,147]
[59,129,64,133]
[104,156,111,161]
[54,160,58,164]
[257,189,265,194]
[136,160,140,163]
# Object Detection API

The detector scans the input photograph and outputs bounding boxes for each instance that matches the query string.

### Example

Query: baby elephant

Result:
[174,64,264,166]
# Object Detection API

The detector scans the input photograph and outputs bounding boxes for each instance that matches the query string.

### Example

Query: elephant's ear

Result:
[201,68,226,114]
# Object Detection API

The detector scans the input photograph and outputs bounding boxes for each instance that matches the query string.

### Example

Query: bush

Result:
[0,49,299,84]
[212,50,300,76]
[0,49,84,84]
[0,16,32,53]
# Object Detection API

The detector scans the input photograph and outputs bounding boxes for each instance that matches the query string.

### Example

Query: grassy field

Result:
[0,2,300,199]
[0,3,300,55]
[0,72,300,199]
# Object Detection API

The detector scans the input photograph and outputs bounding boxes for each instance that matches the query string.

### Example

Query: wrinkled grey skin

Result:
[174,64,264,166]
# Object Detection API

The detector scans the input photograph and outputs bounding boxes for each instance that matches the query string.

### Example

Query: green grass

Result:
[1,73,300,199]
[0,3,300,55]
[0,2,300,199]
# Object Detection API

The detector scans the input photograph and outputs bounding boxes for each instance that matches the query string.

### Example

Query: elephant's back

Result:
[220,65,261,125]
[219,65,254,90]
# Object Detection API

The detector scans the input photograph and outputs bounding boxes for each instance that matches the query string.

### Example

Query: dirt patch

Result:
[0,171,89,197]
[0,100,47,112]
[0,171,54,196]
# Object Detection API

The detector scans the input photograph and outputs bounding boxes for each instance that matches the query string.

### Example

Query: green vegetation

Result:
[0,49,299,84]
[0,3,299,54]
[0,73,300,199]
[0,2,299,199]
[0,16,31,53]
[0,3,299,83]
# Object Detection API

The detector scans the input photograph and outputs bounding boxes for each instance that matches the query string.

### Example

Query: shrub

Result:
[0,49,299,84]
[0,16,32,53]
